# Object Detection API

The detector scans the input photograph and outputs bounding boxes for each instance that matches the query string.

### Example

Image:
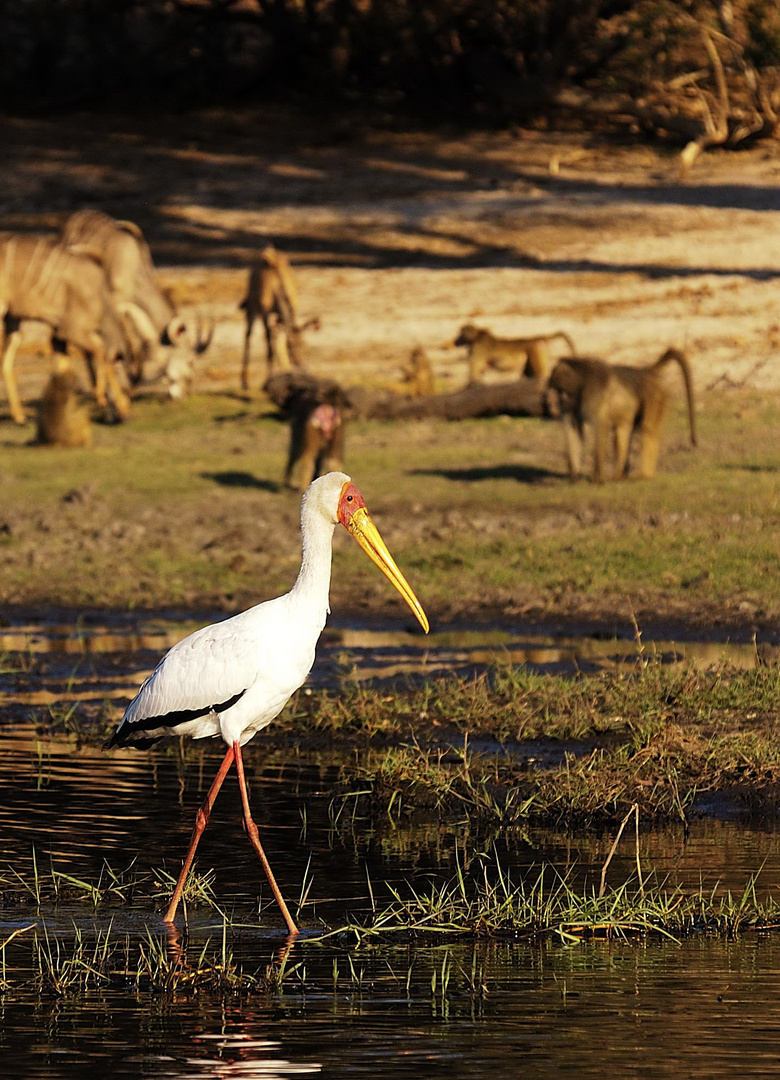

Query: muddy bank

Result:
[0,594,776,649]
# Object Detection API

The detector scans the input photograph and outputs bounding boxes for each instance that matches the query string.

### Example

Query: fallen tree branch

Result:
[352,379,548,420]
[264,371,548,421]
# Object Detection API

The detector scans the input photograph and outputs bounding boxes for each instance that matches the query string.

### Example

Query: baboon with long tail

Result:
[456,324,577,382]
[546,348,698,482]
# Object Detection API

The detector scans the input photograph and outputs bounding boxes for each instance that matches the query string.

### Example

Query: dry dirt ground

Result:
[2,109,780,635]
[4,108,780,400]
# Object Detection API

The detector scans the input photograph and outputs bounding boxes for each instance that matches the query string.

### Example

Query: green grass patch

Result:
[343,860,780,943]
[0,386,777,618]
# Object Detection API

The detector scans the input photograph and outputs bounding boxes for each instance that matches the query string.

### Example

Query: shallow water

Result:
[2,615,780,1078]
[6,935,780,1080]
[0,612,765,672]
[0,612,763,719]
[3,727,780,1078]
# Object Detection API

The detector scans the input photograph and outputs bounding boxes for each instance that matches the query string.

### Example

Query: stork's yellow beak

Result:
[346,506,429,633]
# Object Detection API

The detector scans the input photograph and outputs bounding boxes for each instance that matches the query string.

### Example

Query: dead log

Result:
[264,370,547,421]
[354,379,547,420]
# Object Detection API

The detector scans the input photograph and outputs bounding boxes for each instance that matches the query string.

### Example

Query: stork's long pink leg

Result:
[233,740,300,937]
[163,745,235,924]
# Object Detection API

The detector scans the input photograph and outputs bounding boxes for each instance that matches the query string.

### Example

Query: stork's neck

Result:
[289,504,337,621]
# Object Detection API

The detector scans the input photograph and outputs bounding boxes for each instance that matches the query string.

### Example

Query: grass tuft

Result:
[336,858,780,944]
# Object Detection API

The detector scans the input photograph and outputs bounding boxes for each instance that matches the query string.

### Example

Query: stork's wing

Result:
[110,613,268,747]
[108,592,324,749]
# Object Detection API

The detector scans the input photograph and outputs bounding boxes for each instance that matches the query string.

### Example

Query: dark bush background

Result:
[2,1,780,139]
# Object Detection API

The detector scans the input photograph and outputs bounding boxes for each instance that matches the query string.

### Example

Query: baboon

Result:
[36,360,92,447]
[546,348,698,483]
[284,386,347,493]
[240,245,319,389]
[455,324,577,382]
[400,347,434,397]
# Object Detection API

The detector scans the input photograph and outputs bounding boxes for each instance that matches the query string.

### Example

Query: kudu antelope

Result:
[240,245,319,390]
[0,234,132,424]
[61,209,213,398]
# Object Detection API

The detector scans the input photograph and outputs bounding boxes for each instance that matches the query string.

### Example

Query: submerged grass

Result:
[0,854,222,914]
[343,860,780,944]
[3,856,780,997]
[6,917,264,996]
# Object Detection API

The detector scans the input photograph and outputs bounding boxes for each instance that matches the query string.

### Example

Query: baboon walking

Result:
[240,246,319,390]
[546,347,698,482]
[456,324,577,382]
[284,386,347,493]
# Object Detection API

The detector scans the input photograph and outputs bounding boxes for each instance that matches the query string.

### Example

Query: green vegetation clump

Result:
[346,861,780,944]
[284,661,780,826]
[27,656,773,829]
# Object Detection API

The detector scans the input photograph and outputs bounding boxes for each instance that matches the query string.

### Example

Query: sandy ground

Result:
[3,110,780,403]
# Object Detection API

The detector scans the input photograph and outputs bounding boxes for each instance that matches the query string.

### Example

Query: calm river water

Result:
[2,615,780,1078]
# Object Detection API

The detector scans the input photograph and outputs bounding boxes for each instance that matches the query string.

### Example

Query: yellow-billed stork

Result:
[108,472,428,935]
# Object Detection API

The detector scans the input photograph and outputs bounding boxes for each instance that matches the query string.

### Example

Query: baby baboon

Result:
[546,348,698,483]
[285,386,347,493]
[455,324,577,382]
[36,363,92,448]
[400,347,434,397]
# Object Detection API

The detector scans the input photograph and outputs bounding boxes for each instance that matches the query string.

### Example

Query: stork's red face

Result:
[336,482,366,530]
[337,481,429,634]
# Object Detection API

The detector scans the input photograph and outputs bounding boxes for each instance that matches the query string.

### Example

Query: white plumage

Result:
[108,471,428,935]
